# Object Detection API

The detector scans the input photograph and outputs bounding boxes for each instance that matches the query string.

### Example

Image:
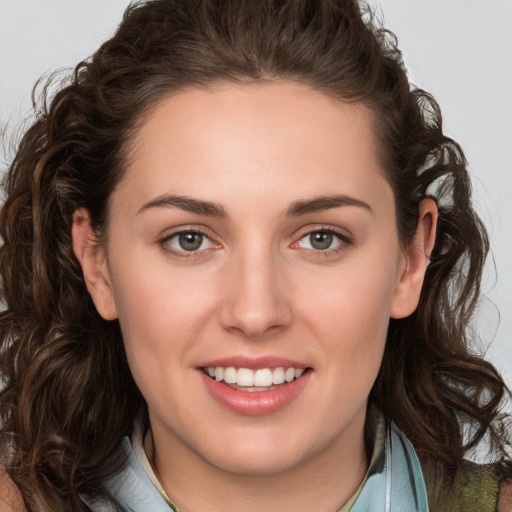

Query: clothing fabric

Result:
[83,419,430,512]
[426,460,500,512]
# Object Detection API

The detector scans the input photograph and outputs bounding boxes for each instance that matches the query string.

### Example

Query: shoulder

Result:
[426,460,500,512]
[498,478,512,512]
[0,469,27,512]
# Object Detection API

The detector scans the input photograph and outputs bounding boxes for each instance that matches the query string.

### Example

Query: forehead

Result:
[129,82,377,159]
[115,82,391,216]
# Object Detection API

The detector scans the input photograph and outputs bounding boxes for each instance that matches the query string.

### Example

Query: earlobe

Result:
[72,209,118,321]
[390,198,438,319]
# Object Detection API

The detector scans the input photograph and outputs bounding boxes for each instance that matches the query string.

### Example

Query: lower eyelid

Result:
[296,229,350,249]
[159,229,217,253]
[158,227,350,256]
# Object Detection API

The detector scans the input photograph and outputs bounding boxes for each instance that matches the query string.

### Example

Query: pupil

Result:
[310,232,332,250]
[179,233,203,251]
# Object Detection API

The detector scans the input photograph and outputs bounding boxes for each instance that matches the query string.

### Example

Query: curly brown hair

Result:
[0,0,510,510]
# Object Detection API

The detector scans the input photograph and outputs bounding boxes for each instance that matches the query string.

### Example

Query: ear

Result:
[72,209,118,320]
[390,198,438,319]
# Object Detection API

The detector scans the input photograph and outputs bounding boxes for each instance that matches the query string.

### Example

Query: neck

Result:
[147,414,369,512]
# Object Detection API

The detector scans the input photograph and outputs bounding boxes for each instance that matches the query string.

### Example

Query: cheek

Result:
[316,290,389,376]
[107,256,220,383]
[111,248,216,332]
[299,254,398,382]
[303,255,399,338]
[110,277,200,422]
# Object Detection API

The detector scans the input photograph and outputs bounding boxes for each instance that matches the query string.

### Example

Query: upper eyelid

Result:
[158,229,220,258]
[158,227,218,250]
[156,225,352,247]
[158,225,214,241]
[288,228,352,256]
[294,225,352,241]
[162,229,210,241]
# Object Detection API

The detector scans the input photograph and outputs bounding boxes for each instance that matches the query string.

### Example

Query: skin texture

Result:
[0,472,26,512]
[73,82,437,512]
[499,481,512,512]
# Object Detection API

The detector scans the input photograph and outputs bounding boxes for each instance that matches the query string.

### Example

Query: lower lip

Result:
[200,370,311,416]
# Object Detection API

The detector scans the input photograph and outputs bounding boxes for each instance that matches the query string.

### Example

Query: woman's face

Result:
[85,83,425,476]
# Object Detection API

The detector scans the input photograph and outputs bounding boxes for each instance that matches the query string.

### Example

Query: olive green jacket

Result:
[426,461,500,512]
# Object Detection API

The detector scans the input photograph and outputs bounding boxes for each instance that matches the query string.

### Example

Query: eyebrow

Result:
[137,194,227,218]
[285,195,373,216]
[137,193,372,218]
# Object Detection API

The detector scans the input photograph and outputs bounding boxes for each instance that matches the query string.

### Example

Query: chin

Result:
[196,428,319,477]
[208,451,305,477]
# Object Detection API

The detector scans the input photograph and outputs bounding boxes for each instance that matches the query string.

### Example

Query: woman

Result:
[0,0,510,510]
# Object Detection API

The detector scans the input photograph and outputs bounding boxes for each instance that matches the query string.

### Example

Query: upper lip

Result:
[198,356,309,370]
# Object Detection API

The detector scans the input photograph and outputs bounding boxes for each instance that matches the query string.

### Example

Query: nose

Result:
[218,247,292,339]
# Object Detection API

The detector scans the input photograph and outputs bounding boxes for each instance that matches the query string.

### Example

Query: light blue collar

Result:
[350,420,429,512]
[84,420,428,512]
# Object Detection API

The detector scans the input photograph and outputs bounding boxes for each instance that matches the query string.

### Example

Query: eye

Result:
[161,230,217,254]
[296,229,348,252]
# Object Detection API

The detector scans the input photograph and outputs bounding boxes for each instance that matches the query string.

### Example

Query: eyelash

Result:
[159,228,218,258]
[294,226,351,256]
[158,226,351,259]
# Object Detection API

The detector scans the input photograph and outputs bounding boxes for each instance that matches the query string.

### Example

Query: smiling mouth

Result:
[202,366,310,392]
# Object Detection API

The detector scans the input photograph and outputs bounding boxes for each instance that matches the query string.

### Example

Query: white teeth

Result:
[285,367,295,382]
[214,367,224,382]
[205,366,307,387]
[224,367,237,384]
[237,368,254,387]
[254,368,273,387]
[272,367,285,385]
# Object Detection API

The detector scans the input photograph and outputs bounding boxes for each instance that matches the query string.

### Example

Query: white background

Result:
[1,0,511,389]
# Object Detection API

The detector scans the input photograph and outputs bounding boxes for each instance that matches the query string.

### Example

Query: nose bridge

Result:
[219,240,291,338]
